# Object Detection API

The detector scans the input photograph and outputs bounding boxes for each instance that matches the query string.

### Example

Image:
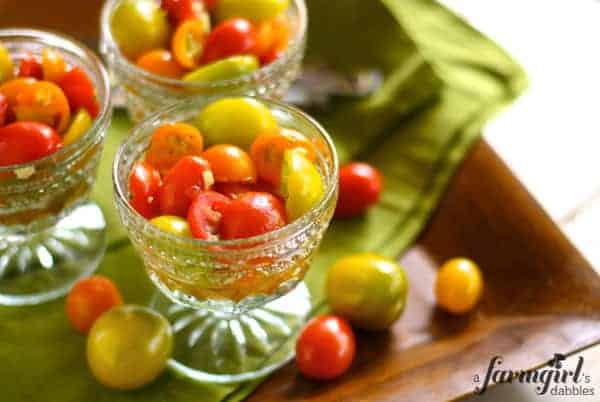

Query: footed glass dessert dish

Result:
[113,96,337,383]
[0,29,111,306]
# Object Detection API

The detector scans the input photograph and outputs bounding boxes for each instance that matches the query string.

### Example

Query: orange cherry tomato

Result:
[14,81,71,133]
[203,144,256,183]
[172,19,208,69]
[41,48,68,83]
[136,49,187,79]
[435,258,484,314]
[58,67,100,118]
[0,77,37,108]
[252,15,290,64]
[250,128,315,186]
[145,122,205,176]
[66,275,123,334]
[18,53,43,79]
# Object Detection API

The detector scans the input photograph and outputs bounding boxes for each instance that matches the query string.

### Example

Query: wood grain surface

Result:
[2,2,599,401]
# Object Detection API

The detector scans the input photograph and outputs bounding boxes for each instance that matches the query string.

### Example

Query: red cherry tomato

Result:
[66,275,123,334]
[0,93,8,127]
[159,156,214,217]
[129,161,162,219]
[335,162,383,218]
[162,0,205,24]
[219,192,286,240]
[202,0,218,11]
[260,47,285,66]
[201,18,256,65]
[0,122,62,166]
[203,144,256,183]
[296,315,356,380]
[58,67,100,118]
[18,53,43,79]
[187,191,231,239]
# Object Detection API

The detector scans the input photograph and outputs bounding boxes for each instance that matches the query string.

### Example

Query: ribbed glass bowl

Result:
[100,0,307,122]
[113,96,337,383]
[0,29,112,305]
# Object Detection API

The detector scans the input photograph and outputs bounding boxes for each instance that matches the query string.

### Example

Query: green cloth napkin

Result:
[0,1,526,401]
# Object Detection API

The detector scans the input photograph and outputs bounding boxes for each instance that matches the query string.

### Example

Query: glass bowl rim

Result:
[100,0,308,90]
[112,95,339,248]
[0,28,112,174]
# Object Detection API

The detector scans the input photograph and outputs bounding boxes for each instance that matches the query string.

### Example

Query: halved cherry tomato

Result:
[66,275,123,334]
[159,156,214,216]
[63,108,92,146]
[0,122,62,166]
[219,191,286,239]
[136,49,186,79]
[296,315,355,380]
[172,19,209,69]
[162,0,208,24]
[201,18,257,65]
[18,53,43,79]
[0,78,37,109]
[187,191,231,239]
[252,15,289,64]
[335,162,383,218]
[41,48,68,82]
[203,144,256,183]
[0,93,8,126]
[251,128,315,186]
[145,122,205,175]
[14,81,71,133]
[129,161,162,219]
[58,67,100,118]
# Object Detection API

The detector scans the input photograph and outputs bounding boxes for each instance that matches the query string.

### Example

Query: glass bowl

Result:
[100,0,307,122]
[113,96,337,383]
[0,29,112,305]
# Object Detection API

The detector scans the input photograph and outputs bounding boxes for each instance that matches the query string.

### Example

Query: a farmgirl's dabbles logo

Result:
[473,354,595,397]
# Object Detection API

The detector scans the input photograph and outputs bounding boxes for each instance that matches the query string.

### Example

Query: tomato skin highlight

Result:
[219,191,286,239]
[335,162,383,218]
[296,315,356,380]
[58,67,100,118]
[159,155,214,216]
[187,191,231,239]
[18,53,43,79]
[203,144,256,183]
[66,276,123,334]
[201,18,257,65]
[0,122,62,166]
[129,161,162,219]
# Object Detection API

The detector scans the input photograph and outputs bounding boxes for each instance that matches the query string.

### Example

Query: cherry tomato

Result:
[58,67,100,118]
[201,18,257,65]
[435,258,484,314]
[161,0,208,24]
[66,275,123,334]
[182,55,258,83]
[187,191,231,239]
[14,81,71,133]
[335,162,383,218]
[0,43,15,84]
[0,122,62,166]
[129,161,162,219]
[172,19,209,69]
[251,128,315,186]
[216,0,289,23]
[0,93,8,126]
[87,305,173,390]
[63,108,92,146]
[203,0,219,11]
[280,149,323,221]
[203,144,256,183]
[252,15,290,63]
[41,48,68,82]
[145,122,205,175]
[150,215,192,237]
[260,46,284,65]
[0,77,36,108]
[219,191,286,239]
[111,0,171,60]
[214,179,275,198]
[159,155,214,216]
[296,315,355,380]
[196,97,277,149]
[17,53,43,79]
[327,253,408,330]
[136,49,186,79]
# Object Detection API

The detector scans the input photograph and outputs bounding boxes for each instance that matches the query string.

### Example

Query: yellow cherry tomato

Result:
[63,108,92,146]
[0,43,15,84]
[326,253,408,330]
[41,48,68,82]
[280,149,323,221]
[150,215,192,237]
[435,258,484,314]
[14,81,71,133]
[87,305,173,390]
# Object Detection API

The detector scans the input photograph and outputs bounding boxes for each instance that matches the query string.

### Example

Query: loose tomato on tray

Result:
[336,162,383,218]
[66,276,123,334]
[435,258,484,314]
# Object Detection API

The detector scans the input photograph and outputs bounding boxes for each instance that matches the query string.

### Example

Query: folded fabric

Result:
[0,1,526,401]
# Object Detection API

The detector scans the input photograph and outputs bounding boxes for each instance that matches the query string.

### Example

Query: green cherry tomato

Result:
[326,253,408,331]
[196,97,277,149]
[111,0,171,60]
[63,108,92,146]
[280,149,324,221]
[216,0,289,23]
[0,43,14,84]
[150,215,192,237]
[87,305,173,390]
[182,55,259,84]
